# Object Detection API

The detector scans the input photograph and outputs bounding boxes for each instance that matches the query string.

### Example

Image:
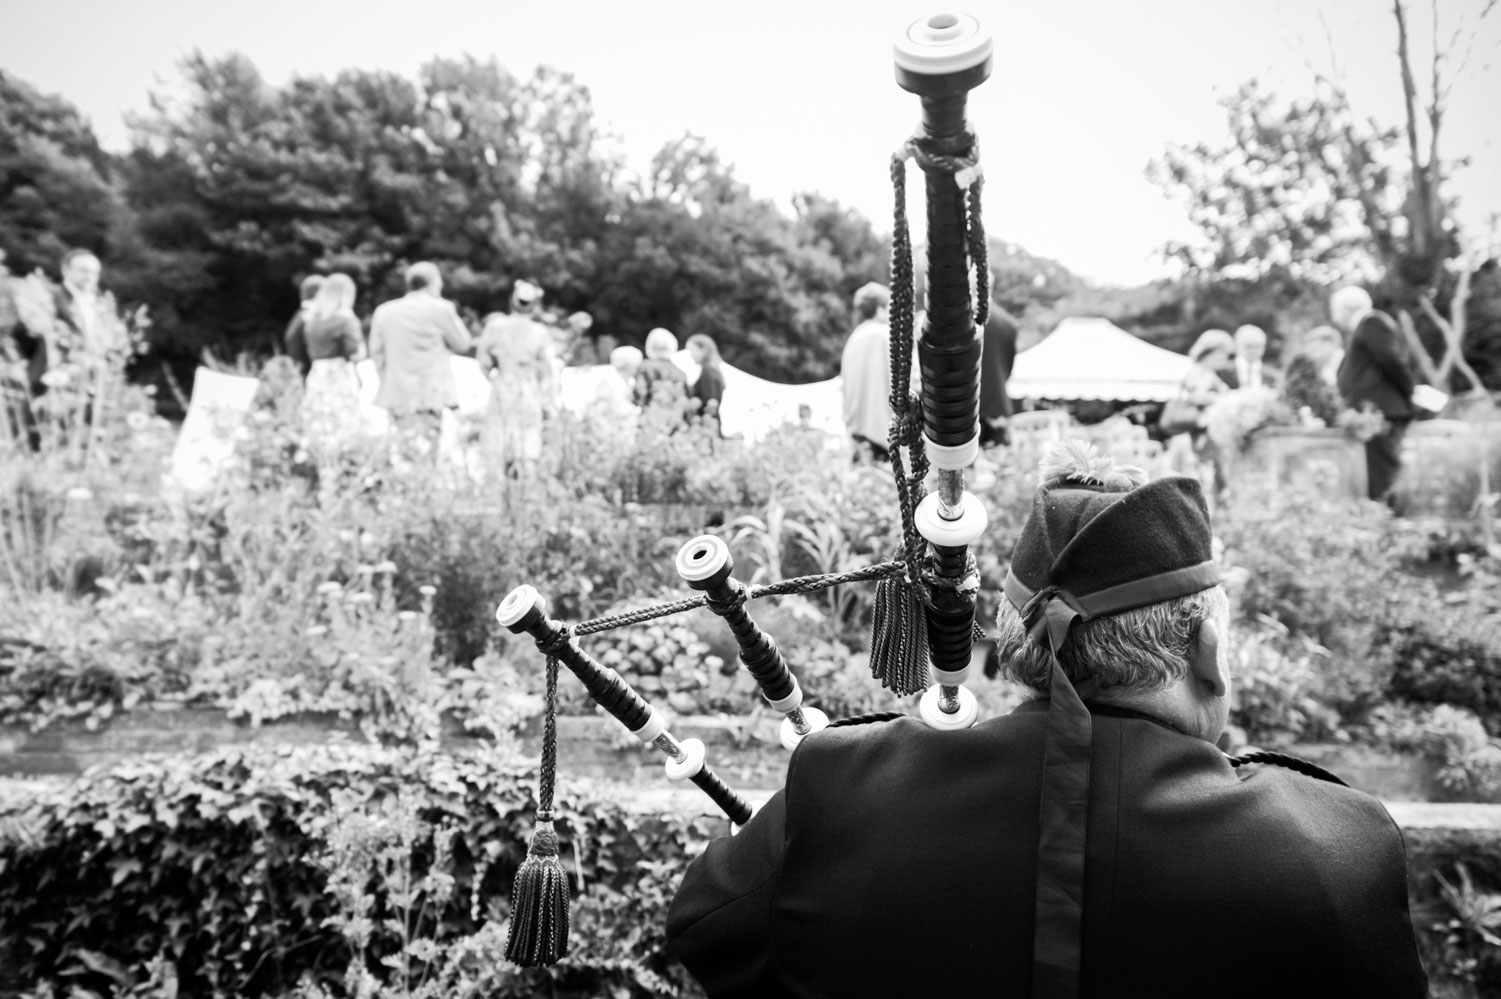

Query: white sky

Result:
[2,0,1498,286]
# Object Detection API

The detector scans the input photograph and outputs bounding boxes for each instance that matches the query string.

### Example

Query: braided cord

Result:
[1228,751,1350,787]
[887,149,931,599]
[967,163,989,330]
[538,653,559,817]
[569,561,907,637]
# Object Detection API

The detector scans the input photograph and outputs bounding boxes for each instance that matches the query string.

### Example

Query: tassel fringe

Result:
[869,573,931,696]
[504,818,571,967]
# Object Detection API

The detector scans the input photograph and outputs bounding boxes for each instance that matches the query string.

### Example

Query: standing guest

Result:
[1281,326,1345,428]
[633,327,690,415]
[1306,324,1345,387]
[1231,324,1280,388]
[8,248,105,449]
[298,273,366,460]
[54,248,104,355]
[1160,330,1234,482]
[1181,330,1235,412]
[1332,285,1416,504]
[587,344,642,441]
[13,248,104,387]
[840,282,893,461]
[560,311,595,365]
[476,280,558,479]
[686,333,726,431]
[284,274,325,379]
[667,441,1427,999]
[979,274,1019,446]
[369,261,473,461]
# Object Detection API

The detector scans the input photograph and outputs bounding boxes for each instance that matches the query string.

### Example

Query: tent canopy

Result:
[1008,317,1191,403]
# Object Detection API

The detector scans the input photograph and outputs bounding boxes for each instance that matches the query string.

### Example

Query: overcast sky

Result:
[3,0,1498,286]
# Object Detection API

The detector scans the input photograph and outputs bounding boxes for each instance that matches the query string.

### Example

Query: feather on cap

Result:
[1038,439,1149,492]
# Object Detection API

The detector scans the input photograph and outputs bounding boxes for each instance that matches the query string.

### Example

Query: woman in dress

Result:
[686,333,726,433]
[1281,326,1345,428]
[476,280,558,479]
[298,272,366,462]
[1172,329,1236,488]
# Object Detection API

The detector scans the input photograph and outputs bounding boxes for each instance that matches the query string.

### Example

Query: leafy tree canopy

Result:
[0,70,122,276]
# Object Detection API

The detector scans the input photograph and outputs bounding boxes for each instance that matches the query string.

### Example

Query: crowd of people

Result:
[833,275,1434,510]
[1163,286,1425,505]
[3,245,1446,512]
[282,262,727,479]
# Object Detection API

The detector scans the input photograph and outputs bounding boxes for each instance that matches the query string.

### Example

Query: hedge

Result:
[0,745,719,998]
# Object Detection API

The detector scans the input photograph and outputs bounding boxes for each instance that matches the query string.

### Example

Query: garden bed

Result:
[0,706,1462,804]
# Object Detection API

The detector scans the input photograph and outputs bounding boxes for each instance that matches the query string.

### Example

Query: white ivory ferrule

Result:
[664,737,707,781]
[915,492,988,547]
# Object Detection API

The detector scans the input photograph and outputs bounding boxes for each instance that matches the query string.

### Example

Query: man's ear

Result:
[1190,617,1229,698]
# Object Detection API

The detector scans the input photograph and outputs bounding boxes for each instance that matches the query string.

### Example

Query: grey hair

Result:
[1329,286,1372,330]
[995,586,1229,698]
[645,327,678,358]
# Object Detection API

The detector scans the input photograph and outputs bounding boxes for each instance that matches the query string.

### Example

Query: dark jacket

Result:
[1337,310,1415,419]
[667,703,1426,999]
[979,305,1019,420]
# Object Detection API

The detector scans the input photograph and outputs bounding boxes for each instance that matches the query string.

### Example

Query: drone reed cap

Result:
[894,12,993,91]
[676,535,732,586]
[497,585,544,631]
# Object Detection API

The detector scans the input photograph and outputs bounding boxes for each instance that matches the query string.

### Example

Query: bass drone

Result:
[496,11,997,968]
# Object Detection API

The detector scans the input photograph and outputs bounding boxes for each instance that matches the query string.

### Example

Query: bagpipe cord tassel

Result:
[505,653,570,967]
[870,561,931,695]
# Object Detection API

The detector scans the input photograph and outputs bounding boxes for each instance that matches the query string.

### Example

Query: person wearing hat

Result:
[476,280,559,479]
[1160,329,1236,483]
[840,281,895,462]
[666,441,1426,998]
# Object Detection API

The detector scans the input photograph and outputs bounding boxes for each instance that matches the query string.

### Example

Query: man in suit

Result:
[1231,323,1280,389]
[369,261,473,459]
[667,442,1426,998]
[1332,286,1416,504]
[978,282,1018,446]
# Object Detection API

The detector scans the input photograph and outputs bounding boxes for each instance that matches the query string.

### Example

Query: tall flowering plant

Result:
[4,270,150,467]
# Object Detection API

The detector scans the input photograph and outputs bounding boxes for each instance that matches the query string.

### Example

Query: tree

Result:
[103,52,887,382]
[1148,0,1499,391]
[588,134,875,382]
[122,52,626,359]
[0,71,123,277]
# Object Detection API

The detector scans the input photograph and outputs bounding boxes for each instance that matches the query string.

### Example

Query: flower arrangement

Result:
[1335,403,1388,443]
[1203,386,1294,453]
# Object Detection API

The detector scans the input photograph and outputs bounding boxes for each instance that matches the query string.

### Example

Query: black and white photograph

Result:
[1,2,1499,996]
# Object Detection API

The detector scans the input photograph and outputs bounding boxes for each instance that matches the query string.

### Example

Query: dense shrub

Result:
[1383,602,1501,734]
[1216,489,1428,713]
[0,746,720,998]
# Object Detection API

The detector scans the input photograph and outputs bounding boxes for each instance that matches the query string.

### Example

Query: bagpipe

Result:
[497,12,998,969]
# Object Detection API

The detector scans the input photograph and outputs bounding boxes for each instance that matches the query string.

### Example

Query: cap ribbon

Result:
[1003,561,1218,999]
